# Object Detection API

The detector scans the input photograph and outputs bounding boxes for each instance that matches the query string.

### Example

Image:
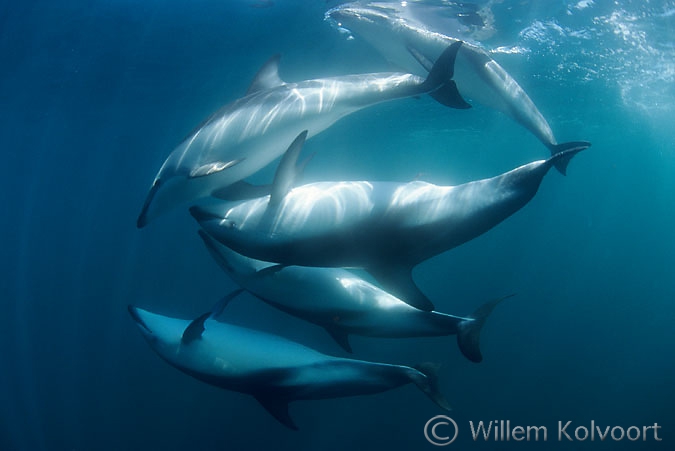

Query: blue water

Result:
[1,0,673,449]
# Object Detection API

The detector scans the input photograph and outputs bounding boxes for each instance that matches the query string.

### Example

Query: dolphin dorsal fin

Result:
[367,264,435,311]
[246,54,285,95]
[269,130,308,207]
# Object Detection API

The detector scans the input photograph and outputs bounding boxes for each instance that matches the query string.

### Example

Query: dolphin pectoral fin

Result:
[547,141,591,175]
[137,179,162,229]
[457,294,514,363]
[269,130,309,208]
[325,327,353,353]
[210,289,246,321]
[246,54,285,95]
[254,396,298,431]
[189,159,244,178]
[212,181,271,201]
[368,265,435,311]
[181,312,211,345]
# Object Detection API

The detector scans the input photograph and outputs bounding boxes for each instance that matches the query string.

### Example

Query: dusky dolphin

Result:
[190,132,586,311]
[197,229,508,362]
[128,305,450,430]
[325,2,590,170]
[137,42,468,228]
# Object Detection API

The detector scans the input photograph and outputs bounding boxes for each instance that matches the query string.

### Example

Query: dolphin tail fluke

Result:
[414,42,471,109]
[548,141,591,175]
[255,396,298,431]
[457,294,513,363]
[429,82,472,109]
[410,362,451,411]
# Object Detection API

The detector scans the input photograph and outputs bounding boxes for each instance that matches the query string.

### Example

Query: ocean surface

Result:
[1,1,673,449]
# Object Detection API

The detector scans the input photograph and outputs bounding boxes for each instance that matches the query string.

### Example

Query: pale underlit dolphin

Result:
[325,2,591,170]
[137,42,468,228]
[198,229,508,362]
[128,305,450,430]
[191,136,586,311]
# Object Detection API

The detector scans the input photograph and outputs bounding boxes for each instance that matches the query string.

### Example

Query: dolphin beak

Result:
[189,205,224,223]
[128,305,153,335]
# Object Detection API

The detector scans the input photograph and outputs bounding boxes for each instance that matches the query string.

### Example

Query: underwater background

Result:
[1,0,673,449]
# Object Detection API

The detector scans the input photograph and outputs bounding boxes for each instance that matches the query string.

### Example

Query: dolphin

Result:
[190,133,586,311]
[197,229,508,362]
[325,2,591,171]
[137,42,469,228]
[128,305,450,430]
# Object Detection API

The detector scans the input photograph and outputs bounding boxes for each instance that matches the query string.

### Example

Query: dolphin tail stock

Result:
[409,362,452,411]
[456,294,514,363]
[547,141,591,175]
[411,42,471,109]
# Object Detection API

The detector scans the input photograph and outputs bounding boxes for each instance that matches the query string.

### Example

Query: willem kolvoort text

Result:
[469,420,662,442]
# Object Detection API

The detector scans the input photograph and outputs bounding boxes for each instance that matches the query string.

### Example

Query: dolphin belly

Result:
[278,360,415,401]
